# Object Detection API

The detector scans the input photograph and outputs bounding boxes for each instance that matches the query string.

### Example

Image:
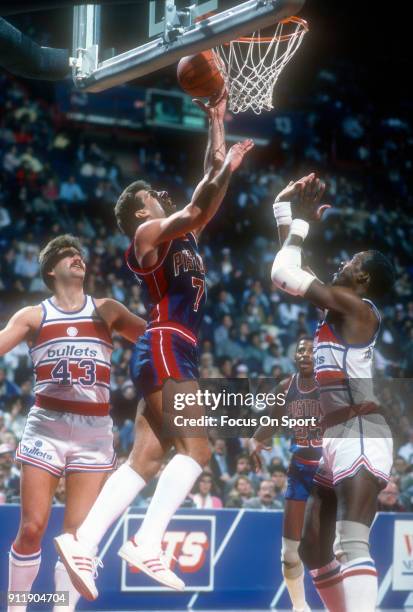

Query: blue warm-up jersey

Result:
[126,232,206,340]
[285,373,322,460]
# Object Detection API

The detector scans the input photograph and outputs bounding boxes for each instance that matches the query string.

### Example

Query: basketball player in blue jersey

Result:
[56,93,254,598]
[250,337,321,612]
[270,174,395,612]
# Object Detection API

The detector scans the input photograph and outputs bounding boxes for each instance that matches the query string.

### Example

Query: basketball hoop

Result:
[212,16,308,114]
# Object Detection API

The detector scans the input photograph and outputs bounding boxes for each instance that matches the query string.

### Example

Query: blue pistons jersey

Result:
[126,232,205,399]
[126,231,206,340]
[285,374,322,460]
[284,374,322,502]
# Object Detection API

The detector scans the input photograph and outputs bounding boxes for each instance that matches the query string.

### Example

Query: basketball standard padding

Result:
[177,50,224,98]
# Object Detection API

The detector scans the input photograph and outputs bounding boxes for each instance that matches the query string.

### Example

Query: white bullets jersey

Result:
[313,298,381,422]
[30,296,113,416]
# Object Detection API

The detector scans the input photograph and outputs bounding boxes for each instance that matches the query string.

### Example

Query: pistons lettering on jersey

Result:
[289,398,320,418]
[46,346,98,358]
[173,250,204,276]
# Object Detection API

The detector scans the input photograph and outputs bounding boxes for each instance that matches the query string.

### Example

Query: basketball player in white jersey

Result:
[0,234,148,612]
[270,174,395,612]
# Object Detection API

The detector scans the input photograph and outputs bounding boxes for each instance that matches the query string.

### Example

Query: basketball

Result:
[177,50,224,98]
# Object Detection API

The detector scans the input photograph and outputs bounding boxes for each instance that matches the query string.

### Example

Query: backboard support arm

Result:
[71,0,305,92]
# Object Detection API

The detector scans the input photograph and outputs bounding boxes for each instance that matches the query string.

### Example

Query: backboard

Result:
[71,0,306,92]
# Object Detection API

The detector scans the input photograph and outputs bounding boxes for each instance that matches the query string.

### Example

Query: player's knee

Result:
[333,520,370,564]
[281,538,303,578]
[17,518,46,548]
[281,537,300,566]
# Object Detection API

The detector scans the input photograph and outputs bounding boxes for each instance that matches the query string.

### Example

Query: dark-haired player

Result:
[55,94,254,597]
[270,175,395,612]
[251,337,320,612]
[0,235,146,612]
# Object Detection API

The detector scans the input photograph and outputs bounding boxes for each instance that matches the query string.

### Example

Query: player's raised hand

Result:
[192,86,228,121]
[225,139,254,172]
[289,172,330,222]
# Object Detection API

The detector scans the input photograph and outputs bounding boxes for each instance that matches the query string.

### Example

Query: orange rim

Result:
[225,16,308,44]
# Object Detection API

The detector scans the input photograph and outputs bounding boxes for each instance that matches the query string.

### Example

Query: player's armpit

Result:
[96,299,146,343]
[0,306,42,355]
[304,279,369,315]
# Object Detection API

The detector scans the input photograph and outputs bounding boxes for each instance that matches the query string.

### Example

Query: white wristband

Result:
[273,201,292,227]
[290,218,309,240]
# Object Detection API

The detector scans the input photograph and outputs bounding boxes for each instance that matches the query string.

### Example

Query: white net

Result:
[213,17,308,114]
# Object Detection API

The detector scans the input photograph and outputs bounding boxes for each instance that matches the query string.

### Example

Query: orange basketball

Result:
[177,50,224,98]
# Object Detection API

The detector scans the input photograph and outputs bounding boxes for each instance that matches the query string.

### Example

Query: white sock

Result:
[341,557,378,612]
[53,560,80,612]
[77,463,146,552]
[283,567,307,611]
[310,558,345,612]
[8,546,41,612]
[136,453,202,551]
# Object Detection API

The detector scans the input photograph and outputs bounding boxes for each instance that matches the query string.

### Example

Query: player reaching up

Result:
[270,175,395,612]
[55,92,254,598]
[0,235,146,612]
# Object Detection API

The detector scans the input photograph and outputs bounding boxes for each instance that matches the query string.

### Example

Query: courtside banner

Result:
[120,514,215,592]
[0,507,412,609]
[393,519,413,590]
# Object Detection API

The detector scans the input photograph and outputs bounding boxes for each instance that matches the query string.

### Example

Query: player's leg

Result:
[299,484,345,612]
[75,402,167,552]
[119,380,210,589]
[55,406,167,600]
[53,470,108,612]
[334,468,383,612]
[132,381,210,551]
[282,498,309,612]
[9,465,59,612]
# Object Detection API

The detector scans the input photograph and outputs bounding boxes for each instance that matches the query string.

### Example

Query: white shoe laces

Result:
[92,557,104,579]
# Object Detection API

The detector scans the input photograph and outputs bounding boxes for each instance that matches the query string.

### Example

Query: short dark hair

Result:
[362,250,395,300]
[114,180,151,238]
[39,234,84,290]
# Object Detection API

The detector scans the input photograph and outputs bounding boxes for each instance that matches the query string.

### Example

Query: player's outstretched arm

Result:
[95,298,146,343]
[0,306,42,355]
[135,139,254,251]
[270,176,371,318]
[193,89,227,177]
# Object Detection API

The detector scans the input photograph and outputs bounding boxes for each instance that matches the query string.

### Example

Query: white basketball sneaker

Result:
[118,537,185,591]
[54,533,102,601]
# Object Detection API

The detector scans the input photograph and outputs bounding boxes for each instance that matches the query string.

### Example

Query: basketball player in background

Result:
[270,174,395,612]
[0,235,146,612]
[55,92,255,598]
[250,336,321,612]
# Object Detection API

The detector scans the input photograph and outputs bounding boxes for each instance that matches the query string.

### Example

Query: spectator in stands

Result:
[225,453,261,495]
[59,175,86,203]
[398,429,413,464]
[377,481,405,512]
[209,438,231,495]
[0,369,19,411]
[269,464,288,507]
[225,475,254,508]
[244,479,283,510]
[192,472,223,509]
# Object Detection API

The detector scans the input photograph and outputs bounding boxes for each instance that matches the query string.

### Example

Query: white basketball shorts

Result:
[16,407,116,478]
[314,414,393,489]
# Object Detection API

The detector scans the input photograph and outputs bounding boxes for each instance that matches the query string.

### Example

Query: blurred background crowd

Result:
[0,56,412,511]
